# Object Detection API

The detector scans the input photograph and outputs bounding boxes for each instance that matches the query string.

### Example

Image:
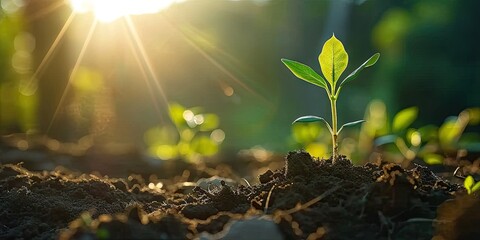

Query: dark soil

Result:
[1,150,478,240]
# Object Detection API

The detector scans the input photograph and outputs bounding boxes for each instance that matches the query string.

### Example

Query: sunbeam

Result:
[22,12,77,94]
[164,18,273,106]
[123,16,171,118]
[47,19,98,134]
[27,0,67,21]
[15,0,278,144]
[69,0,180,23]
[122,17,169,124]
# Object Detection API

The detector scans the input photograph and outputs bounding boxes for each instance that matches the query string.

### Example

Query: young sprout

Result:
[464,175,480,195]
[282,34,380,161]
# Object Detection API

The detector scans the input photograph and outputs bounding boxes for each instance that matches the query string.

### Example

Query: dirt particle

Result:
[259,170,273,184]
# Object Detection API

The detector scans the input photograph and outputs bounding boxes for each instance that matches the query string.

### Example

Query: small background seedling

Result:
[144,102,225,162]
[464,175,480,195]
[282,34,379,161]
[371,106,480,166]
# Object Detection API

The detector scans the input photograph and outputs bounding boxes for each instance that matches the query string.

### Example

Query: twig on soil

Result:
[378,211,452,240]
[283,185,341,215]
[264,184,277,214]
[266,185,341,238]
[378,211,396,240]
[241,178,251,187]
[453,166,466,179]
[403,218,449,224]
[358,186,371,218]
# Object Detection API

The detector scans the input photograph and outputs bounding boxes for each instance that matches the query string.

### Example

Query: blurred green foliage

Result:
[292,99,480,165]
[464,175,480,195]
[374,106,480,164]
[0,6,37,133]
[144,103,225,161]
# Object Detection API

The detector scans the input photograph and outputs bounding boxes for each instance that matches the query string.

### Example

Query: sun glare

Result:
[68,0,181,22]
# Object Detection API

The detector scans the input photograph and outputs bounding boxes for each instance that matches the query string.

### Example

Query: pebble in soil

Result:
[0,150,464,239]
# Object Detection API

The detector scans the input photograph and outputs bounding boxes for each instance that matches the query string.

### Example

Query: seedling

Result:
[282,34,379,161]
[464,175,480,195]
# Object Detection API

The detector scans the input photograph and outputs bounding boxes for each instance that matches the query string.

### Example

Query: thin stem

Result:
[330,97,338,161]
[324,86,332,97]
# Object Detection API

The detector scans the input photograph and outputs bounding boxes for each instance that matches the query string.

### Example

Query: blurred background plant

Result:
[291,99,480,175]
[0,0,479,172]
[144,102,225,162]
[369,106,480,167]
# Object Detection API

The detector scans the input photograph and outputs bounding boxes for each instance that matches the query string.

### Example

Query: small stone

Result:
[221,217,284,240]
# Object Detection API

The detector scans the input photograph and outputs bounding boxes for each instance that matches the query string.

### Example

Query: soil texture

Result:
[1,150,477,239]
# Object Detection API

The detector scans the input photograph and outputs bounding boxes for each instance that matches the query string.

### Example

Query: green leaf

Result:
[423,153,443,165]
[339,53,380,89]
[338,120,366,134]
[438,118,460,146]
[464,175,474,194]
[281,59,328,90]
[392,107,418,132]
[319,34,348,86]
[293,115,333,134]
[472,182,480,193]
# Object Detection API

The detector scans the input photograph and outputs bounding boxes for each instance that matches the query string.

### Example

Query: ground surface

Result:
[2,149,479,239]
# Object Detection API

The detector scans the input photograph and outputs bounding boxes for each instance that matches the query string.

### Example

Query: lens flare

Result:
[68,0,181,22]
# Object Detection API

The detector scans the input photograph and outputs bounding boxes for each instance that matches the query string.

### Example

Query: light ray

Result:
[68,0,178,23]
[165,18,279,130]
[181,28,258,97]
[123,16,171,117]
[23,12,76,93]
[165,19,272,105]
[27,0,67,21]
[122,17,167,123]
[47,19,98,134]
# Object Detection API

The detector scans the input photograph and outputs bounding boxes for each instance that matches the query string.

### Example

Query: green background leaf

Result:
[423,153,443,165]
[472,182,480,193]
[339,53,380,88]
[281,59,328,90]
[392,106,418,132]
[464,175,474,194]
[319,34,348,85]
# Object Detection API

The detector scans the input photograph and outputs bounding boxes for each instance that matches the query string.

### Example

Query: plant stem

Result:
[330,97,338,161]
